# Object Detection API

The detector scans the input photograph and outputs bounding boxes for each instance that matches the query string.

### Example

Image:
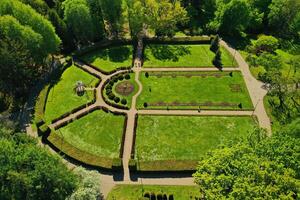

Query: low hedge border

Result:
[130,114,138,159]
[144,36,213,45]
[74,57,132,76]
[138,107,254,112]
[119,114,128,158]
[34,84,51,127]
[73,39,133,57]
[46,128,115,170]
[136,160,198,172]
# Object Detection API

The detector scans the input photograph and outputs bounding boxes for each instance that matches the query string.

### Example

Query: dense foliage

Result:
[193,122,300,199]
[0,124,78,200]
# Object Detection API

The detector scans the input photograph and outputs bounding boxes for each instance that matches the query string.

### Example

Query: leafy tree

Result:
[210,35,220,53]
[251,35,279,54]
[210,0,251,35]
[127,0,188,38]
[268,0,300,38]
[193,127,300,199]
[99,0,124,38]
[0,0,61,60]
[63,0,96,45]
[0,124,78,200]
[67,167,103,200]
[212,49,222,68]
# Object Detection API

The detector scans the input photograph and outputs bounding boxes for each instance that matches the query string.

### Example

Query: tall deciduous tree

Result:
[127,0,188,38]
[193,127,300,199]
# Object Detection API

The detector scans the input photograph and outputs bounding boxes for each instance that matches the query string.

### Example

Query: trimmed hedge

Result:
[38,124,50,136]
[34,85,50,127]
[112,158,123,171]
[73,39,133,57]
[47,129,114,169]
[144,36,213,45]
[119,115,128,158]
[129,159,137,171]
[137,160,198,172]
[130,114,138,159]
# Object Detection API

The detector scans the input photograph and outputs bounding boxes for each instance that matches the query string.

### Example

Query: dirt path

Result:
[220,41,271,134]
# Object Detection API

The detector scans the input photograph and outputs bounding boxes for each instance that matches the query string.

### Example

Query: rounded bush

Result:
[106,89,112,95]
[125,74,130,79]
[114,96,120,103]
[118,75,124,81]
[144,102,148,108]
[106,85,112,90]
[108,93,115,100]
[121,98,127,105]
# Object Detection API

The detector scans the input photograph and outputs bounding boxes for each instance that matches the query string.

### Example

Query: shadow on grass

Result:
[145,45,191,62]
[84,46,132,63]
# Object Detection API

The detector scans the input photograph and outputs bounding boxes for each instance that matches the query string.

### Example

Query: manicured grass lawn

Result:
[81,45,133,72]
[45,66,98,123]
[103,73,138,108]
[137,71,253,110]
[58,110,125,158]
[143,44,236,67]
[107,185,201,200]
[135,115,257,162]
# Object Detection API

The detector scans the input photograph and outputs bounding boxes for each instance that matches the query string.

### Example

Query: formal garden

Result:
[31,35,259,172]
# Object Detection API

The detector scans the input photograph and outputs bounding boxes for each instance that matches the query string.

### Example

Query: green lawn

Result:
[58,110,125,158]
[135,115,257,162]
[81,45,133,72]
[137,71,253,110]
[45,66,98,123]
[143,44,237,67]
[107,185,201,200]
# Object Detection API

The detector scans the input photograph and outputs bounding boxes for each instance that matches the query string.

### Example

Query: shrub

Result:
[118,75,124,81]
[106,89,112,95]
[112,77,118,83]
[38,124,50,136]
[108,80,114,86]
[121,98,127,105]
[114,96,120,103]
[145,72,149,78]
[125,74,130,79]
[210,35,220,53]
[112,158,122,171]
[144,102,148,108]
[213,49,222,68]
[252,35,279,55]
[129,159,137,171]
[106,84,112,90]
[108,93,115,100]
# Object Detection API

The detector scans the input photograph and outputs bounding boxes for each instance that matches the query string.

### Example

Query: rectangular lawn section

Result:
[143,44,237,67]
[135,115,257,171]
[137,71,253,110]
[45,66,98,123]
[58,110,125,159]
[107,185,201,200]
[80,45,133,73]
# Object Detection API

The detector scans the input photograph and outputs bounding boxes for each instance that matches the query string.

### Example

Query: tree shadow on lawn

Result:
[85,46,132,63]
[145,45,191,62]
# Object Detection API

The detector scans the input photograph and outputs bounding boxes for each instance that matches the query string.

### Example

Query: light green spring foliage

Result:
[126,0,188,37]
[0,0,61,61]
[193,127,300,199]
[67,167,103,200]
[63,0,95,43]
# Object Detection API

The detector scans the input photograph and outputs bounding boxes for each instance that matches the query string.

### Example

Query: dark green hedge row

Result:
[144,36,213,45]
[137,160,198,172]
[34,85,50,127]
[47,129,115,170]
[130,114,138,159]
[73,39,133,57]
[119,115,128,158]
[112,158,123,171]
